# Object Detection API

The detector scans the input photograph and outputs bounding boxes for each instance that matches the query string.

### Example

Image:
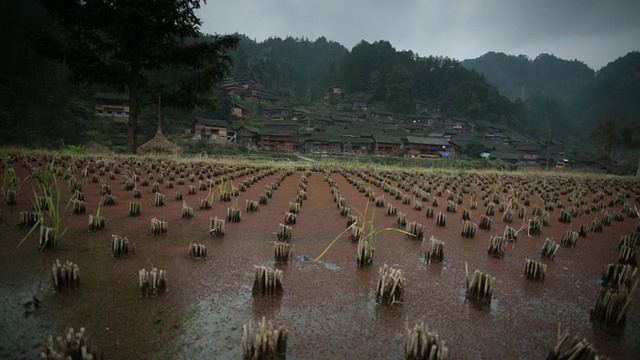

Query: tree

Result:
[33,0,238,153]
[463,140,485,158]
[590,112,640,176]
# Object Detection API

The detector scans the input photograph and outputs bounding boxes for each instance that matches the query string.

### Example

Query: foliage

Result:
[463,140,485,158]
[314,200,414,263]
[16,160,69,252]
[32,0,239,154]
[1,163,21,196]
[590,112,640,154]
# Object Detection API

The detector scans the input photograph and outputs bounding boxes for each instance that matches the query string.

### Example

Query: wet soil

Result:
[0,156,638,359]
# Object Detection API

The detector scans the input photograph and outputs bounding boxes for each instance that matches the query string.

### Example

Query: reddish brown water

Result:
[0,155,638,359]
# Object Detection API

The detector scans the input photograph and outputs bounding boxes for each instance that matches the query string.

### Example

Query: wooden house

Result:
[370,109,395,121]
[258,129,296,150]
[264,107,291,121]
[93,92,129,118]
[373,134,403,156]
[303,133,342,154]
[404,136,453,158]
[234,125,261,148]
[352,100,370,111]
[342,136,373,155]
[326,85,343,95]
[231,103,250,118]
[194,117,229,143]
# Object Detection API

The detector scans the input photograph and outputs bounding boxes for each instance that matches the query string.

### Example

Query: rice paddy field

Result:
[0,151,638,359]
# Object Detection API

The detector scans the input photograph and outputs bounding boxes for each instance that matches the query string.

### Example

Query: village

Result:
[94,72,574,170]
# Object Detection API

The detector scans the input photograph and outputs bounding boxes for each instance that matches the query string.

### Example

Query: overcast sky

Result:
[197,0,640,70]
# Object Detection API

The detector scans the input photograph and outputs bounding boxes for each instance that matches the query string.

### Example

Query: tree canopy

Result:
[33,0,239,153]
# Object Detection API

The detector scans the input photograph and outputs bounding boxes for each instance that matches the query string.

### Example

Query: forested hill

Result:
[230,37,520,127]
[570,51,640,136]
[461,52,595,103]
[461,51,640,143]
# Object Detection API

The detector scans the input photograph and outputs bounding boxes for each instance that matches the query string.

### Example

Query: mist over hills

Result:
[1,0,637,153]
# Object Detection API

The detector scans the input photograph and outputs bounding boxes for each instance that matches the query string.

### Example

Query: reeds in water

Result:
[41,326,98,360]
[485,202,495,216]
[446,200,456,213]
[51,259,80,291]
[133,188,142,198]
[546,323,609,360]
[129,201,141,217]
[503,225,517,242]
[38,226,57,251]
[541,238,560,259]
[618,245,637,266]
[181,201,193,218]
[139,268,167,297]
[88,214,105,232]
[71,199,85,215]
[226,206,241,223]
[423,235,444,264]
[578,223,589,237]
[397,212,408,227]
[346,214,358,227]
[461,220,477,238]
[466,266,494,303]
[404,322,448,360]
[558,209,572,223]
[241,317,288,360]
[283,211,296,225]
[487,236,506,259]
[246,199,259,212]
[601,263,637,291]
[561,230,578,247]
[199,193,213,210]
[252,265,283,296]
[188,243,207,258]
[376,264,404,305]
[387,203,397,216]
[436,211,446,227]
[590,286,636,327]
[277,223,292,241]
[524,258,547,281]
[151,218,167,235]
[20,211,38,227]
[528,218,542,235]
[406,221,424,241]
[112,234,133,257]
[153,192,165,207]
[209,217,225,237]
[479,215,492,230]
[425,207,434,218]
[102,193,117,205]
[275,242,293,263]
[357,238,374,267]
[289,201,300,214]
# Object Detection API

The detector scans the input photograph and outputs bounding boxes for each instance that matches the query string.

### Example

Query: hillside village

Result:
[96,72,575,170]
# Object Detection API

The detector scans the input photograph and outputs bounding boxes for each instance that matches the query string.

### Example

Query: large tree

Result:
[33,0,238,153]
[590,112,640,176]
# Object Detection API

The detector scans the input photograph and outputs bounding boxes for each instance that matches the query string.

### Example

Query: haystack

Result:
[138,128,181,156]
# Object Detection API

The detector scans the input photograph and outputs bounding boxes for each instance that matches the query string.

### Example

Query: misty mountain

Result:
[461,52,595,104]
[570,51,640,134]
[1,0,636,151]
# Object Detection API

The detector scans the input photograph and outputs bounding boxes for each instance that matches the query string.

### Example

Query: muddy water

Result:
[0,158,638,359]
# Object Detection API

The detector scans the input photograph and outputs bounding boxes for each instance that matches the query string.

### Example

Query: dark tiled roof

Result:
[405,136,450,146]
[195,117,228,127]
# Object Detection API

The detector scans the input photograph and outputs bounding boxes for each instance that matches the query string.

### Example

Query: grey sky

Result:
[197,0,640,70]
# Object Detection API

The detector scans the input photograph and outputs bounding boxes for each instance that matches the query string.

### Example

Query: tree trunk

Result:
[127,67,140,154]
